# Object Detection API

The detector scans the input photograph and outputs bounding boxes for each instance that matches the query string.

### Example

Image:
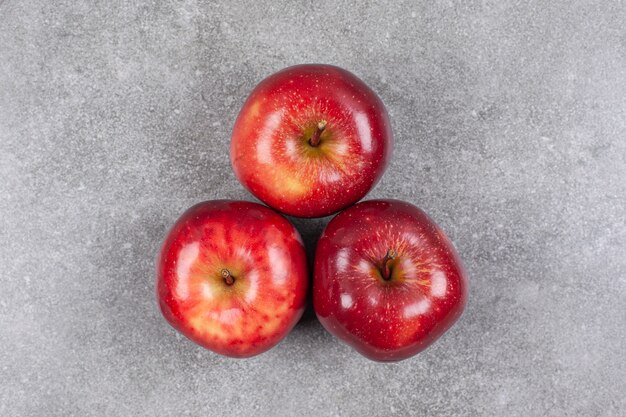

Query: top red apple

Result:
[230,64,393,218]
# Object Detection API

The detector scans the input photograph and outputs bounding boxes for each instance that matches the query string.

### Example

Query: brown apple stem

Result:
[308,120,327,147]
[381,249,397,280]
[221,269,235,285]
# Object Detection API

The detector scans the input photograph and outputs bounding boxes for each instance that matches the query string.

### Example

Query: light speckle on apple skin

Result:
[230,64,393,218]
[314,199,468,362]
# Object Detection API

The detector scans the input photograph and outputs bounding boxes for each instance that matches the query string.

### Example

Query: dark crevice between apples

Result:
[287,215,331,326]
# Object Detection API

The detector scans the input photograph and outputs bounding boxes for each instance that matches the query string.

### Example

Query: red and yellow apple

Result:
[156,200,308,357]
[313,199,468,361]
[230,64,393,218]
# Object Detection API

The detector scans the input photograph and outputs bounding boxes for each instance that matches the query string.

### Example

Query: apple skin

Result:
[156,200,308,358]
[230,64,393,218]
[313,199,468,362]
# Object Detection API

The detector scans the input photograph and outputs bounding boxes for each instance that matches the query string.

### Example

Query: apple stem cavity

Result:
[221,268,235,286]
[308,120,327,147]
[381,249,397,281]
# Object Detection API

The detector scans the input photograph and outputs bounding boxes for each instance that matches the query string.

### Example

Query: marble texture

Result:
[0,1,624,416]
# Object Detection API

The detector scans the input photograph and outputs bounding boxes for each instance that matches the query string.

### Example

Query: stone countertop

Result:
[1,1,624,416]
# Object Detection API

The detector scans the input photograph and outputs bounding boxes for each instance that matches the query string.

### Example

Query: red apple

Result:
[156,200,308,358]
[313,199,468,361]
[230,64,393,218]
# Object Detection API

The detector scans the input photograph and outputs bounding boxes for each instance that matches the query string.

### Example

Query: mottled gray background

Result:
[1,1,624,416]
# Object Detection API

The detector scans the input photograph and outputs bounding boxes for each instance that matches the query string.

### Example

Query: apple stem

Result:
[308,120,327,147]
[221,269,235,285]
[381,249,397,281]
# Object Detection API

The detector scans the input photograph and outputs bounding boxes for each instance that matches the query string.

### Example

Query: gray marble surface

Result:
[1,1,625,416]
